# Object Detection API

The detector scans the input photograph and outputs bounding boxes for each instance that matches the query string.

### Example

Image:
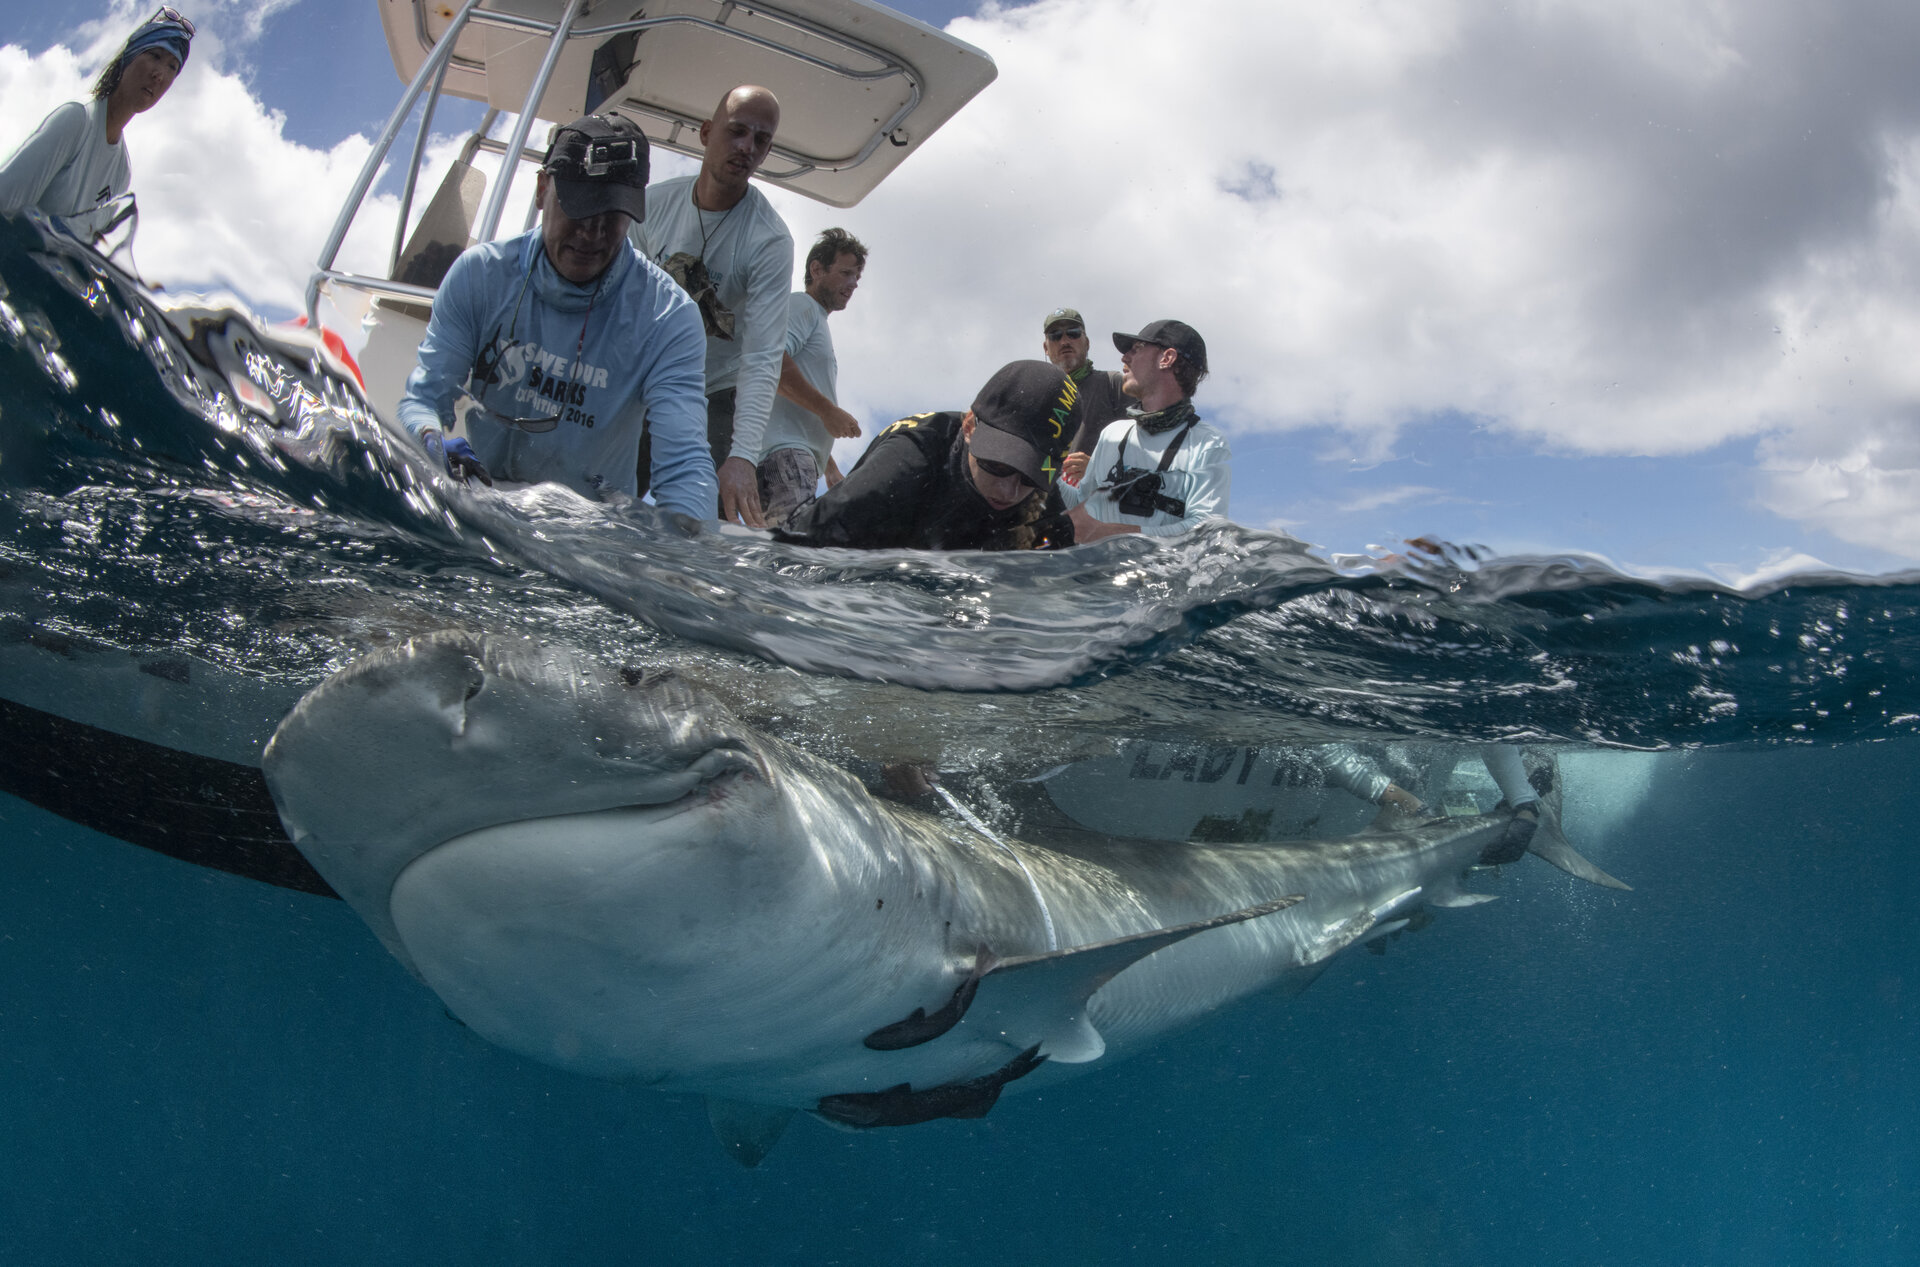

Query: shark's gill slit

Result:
[934,783,1059,953]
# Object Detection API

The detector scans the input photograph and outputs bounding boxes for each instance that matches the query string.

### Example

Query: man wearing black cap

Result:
[397,114,714,517]
[771,360,1078,551]
[1060,318,1231,541]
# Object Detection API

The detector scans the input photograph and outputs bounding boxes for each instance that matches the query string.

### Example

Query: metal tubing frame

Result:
[406,1,925,173]
[310,0,931,323]
[386,53,453,277]
[305,0,485,324]
[473,0,589,245]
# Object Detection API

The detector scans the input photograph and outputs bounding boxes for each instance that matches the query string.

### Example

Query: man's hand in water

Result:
[1369,782,1426,828]
[718,456,766,527]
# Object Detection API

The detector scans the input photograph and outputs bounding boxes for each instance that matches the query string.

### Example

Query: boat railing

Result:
[308,0,928,327]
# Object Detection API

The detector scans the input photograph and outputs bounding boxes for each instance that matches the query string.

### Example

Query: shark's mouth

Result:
[413,747,764,856]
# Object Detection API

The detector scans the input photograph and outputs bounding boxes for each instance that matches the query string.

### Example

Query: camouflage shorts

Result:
[757,447,822,528]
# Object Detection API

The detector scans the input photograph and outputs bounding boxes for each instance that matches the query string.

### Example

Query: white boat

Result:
[306,0,997,421]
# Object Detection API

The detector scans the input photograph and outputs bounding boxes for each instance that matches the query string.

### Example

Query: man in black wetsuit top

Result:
[772,359,1078,551]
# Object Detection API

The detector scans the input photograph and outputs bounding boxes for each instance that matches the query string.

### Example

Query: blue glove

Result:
[423,430,493,486]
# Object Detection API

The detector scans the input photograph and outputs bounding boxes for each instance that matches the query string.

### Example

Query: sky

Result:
[3,0,1919,580]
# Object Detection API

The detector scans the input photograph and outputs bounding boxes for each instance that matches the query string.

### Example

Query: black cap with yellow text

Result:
[967,360,1077,487]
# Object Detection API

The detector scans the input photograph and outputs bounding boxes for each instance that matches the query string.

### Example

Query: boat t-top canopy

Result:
[307,0,994,413]
[381,0,994,208]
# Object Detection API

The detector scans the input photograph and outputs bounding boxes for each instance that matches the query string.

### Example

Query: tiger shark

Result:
[261,631,1625,1165]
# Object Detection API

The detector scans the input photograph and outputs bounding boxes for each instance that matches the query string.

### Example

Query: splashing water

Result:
[3,210,1919,783]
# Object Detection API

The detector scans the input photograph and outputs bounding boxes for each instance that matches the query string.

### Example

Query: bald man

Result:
[631,85,795,526]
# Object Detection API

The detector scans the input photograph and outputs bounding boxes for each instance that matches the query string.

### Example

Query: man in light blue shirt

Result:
[398,115,714,518]
[1060,319,1231,540]
[758,227,867,525]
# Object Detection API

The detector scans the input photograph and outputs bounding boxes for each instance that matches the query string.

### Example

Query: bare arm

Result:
[777,353,860,439]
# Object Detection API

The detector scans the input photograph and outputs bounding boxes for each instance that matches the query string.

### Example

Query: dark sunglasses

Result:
[1045,326,1085,341]
[973,457,1036,488]
[493,412,559,434]
[151,6,196,36]
[468,339,559,432]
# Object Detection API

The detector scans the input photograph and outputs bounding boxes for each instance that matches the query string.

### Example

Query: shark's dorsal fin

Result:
[962,894,1301,1064]
[706,1098,796,1168]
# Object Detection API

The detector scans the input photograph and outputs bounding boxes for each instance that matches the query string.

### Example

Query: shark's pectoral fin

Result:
[1284,906,1399,994]
[1366,917,1411,942]
[865,947,999,1051]
[1528,813,1632,891]
[967,894,1302,1065]
[1305,911,1378,965]
[814,1045,1047,1129]
[706,1098,796,1168]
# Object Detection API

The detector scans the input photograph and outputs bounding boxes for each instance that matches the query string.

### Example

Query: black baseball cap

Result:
[967,360,1077,488]
[544,115,649,222]
[1112,318,1208,373]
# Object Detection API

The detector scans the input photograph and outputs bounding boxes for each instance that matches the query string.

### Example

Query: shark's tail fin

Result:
[1527,805,1632,891]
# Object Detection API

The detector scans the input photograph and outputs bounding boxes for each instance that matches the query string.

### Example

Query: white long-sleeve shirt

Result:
[633,176,793,465]
[0,98,131,243]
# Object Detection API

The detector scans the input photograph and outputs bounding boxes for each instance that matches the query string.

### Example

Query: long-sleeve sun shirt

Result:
[397,229,715,517]
[0,99,132,243]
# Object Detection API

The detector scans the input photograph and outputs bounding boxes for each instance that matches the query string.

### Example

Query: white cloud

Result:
[777,0,1920,550]
[1,14,433,316]
[1337,484,1455,514]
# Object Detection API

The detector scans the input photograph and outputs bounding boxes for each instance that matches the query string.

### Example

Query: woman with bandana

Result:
[0,8,193,247]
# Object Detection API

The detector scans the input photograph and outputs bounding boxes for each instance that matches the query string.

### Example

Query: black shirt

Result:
[1066,367,1130,455]
[773,412,1075,551]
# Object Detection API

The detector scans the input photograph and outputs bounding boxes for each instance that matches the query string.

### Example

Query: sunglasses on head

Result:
[1046,326,1085,341]
[973,457,1036,488]
[150,6,196,36]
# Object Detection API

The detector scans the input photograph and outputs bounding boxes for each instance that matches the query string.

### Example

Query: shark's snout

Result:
[263,631,776,975]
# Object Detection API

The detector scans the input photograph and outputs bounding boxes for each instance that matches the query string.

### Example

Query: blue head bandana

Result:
[120,10,194,71]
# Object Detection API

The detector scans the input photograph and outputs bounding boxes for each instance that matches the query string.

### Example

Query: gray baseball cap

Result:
[1043,306,1085,334]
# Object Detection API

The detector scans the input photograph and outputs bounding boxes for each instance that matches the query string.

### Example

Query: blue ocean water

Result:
[7,746,1914,1264]
[2,215,1916,1263]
